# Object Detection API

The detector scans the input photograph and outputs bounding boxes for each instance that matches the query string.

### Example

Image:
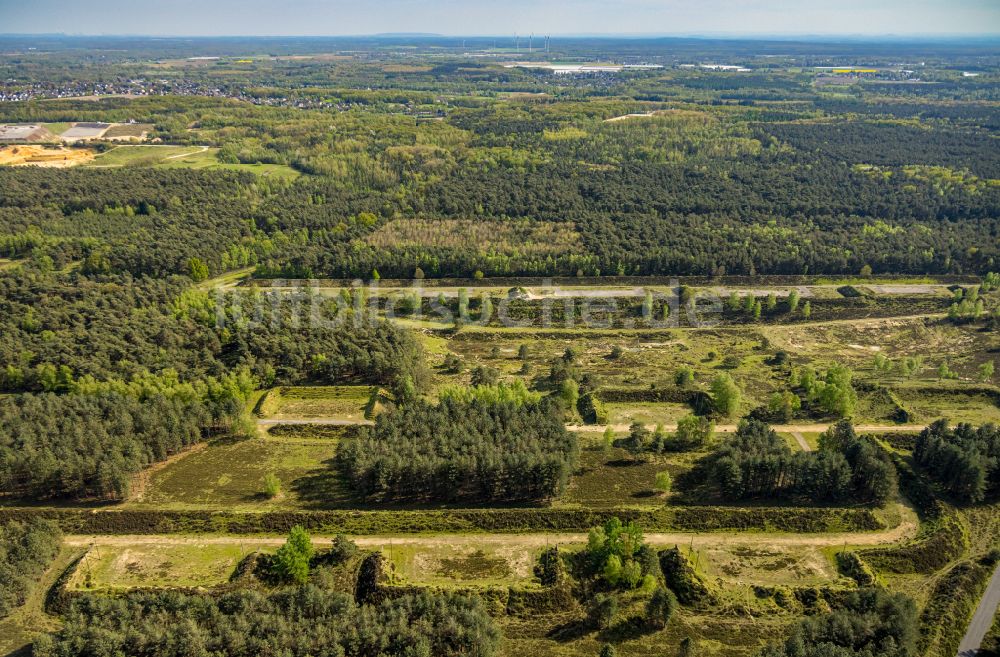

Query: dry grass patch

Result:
[365,218,583,255]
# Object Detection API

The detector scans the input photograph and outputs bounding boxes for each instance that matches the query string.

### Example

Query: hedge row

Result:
[0,505,886,535]
[595,387,696,404]
[253,275,978,288]
[835,551,879,587]
[918,557,997,657]
[671,506,885,533]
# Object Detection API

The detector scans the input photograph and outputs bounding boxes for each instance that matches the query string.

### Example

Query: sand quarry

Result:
[0,145,94,167]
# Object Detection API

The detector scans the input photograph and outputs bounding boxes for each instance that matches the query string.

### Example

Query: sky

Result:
[0,0,997,37]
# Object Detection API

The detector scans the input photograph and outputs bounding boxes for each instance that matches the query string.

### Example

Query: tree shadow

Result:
[546,617,592,643]
[597,616,658,642]
[289,457,356,508]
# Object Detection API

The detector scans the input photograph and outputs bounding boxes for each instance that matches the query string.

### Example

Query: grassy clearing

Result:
[66,542,252,590]
[102,123,154,138]
[89,145,209,166]
[41,122,73,136]
[892,388,1000,425]
[604,401,694,426]
[382,538,543,588]
[554,434,702,509]
[89,145,300,179]
[257,385,373,421]
[196,265,256,290]
[124,434,346,510]
[446,328,781,403]
[688,542,839,587]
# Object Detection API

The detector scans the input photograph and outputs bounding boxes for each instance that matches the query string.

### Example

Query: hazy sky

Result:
[1,0,997,37]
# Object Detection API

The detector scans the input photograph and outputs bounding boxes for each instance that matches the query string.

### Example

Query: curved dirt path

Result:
[164,145,210,159]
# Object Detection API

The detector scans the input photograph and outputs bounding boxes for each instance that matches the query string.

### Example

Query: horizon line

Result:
[2,31,999,41]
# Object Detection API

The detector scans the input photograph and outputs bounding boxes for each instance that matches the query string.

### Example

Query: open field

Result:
[124,433,346,510]
[256,385,374,421]
[87,144,300,178]
[604,401,696,426]
[66,541,250,590]
[88,144,212,166]
[560,443,679,508]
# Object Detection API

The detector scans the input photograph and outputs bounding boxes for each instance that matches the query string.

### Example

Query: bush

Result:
[588,593,618,629]
[835,551,878,587]
[329,534,359,564]
[646,587,677,628]
[262,473,281,499]
[659,546,714,606]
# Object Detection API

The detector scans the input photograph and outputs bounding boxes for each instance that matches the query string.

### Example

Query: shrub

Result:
[329,534,359,564]
[588,594,618,629]
[646,587,677,628]
[262,473,281,499]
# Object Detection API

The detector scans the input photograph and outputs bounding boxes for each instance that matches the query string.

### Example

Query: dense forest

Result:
[0,391,238,500]
[759,587,918,657]
[0,519,61,619]
[697,420,897,505]
[913,420,1000,504]
[33,588,500,657]
[2,91,998,281]
[337,397,579,503]
[0,271,425,395]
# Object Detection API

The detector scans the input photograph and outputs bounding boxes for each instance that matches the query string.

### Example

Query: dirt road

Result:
[257,418,372,426]
[569,423,926,434]
[791,431,812,451]
[64,506,918,551]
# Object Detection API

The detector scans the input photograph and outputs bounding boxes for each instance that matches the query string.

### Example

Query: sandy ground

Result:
[865,284,949,295]
[0,145,94,167]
